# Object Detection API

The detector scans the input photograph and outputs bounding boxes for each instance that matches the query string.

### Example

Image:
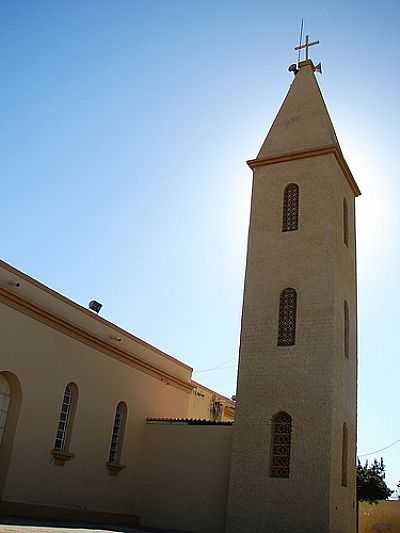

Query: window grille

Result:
[54,384,76,451]
[271,412,292,478]
[278,288,297,346]
[109,402,127,464]
[282,183,299,232]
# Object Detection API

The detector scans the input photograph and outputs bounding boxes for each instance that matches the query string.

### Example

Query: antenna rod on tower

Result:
[297,18,304,66]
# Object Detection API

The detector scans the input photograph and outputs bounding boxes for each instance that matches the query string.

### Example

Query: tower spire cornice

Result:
[247,145,361,197]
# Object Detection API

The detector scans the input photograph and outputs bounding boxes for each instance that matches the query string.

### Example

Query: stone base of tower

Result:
[225,490,356,533]
[225,420,357,533]
[225,456,357,533]
[225,511,356,533]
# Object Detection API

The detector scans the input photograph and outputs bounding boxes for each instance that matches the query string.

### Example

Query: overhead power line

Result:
[196,365,235,374]
[195,358,237,373]
[358,439,400,458]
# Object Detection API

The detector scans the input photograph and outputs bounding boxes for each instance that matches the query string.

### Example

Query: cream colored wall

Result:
[0,301,191,516]
[329,161,358,533]
[136,422,233,533]
[189,382,235,421]
[189,384,212,419]
[359,501,400,533]
[0,259,193,386]
[226,153,357,532]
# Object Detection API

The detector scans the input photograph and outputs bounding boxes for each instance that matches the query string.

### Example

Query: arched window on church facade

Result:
[0,372,22,499]
[270,412,292,478]
[282,183,299,232]
[108,402,127,465]
[54,383,78,452]
[0,375,11,448]
[343,198,349,246]
[278,288,297,346]
[344,300,349,359]
[341,423,348,487]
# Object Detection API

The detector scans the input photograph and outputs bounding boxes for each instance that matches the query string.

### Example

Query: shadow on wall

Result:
[359,501,400,533]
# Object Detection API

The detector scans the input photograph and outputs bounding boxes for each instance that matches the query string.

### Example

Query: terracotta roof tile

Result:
[146,417,233,426]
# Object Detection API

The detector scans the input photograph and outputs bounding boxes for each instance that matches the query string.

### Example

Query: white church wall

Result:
[137,421,233,533]
[0,299,191,520]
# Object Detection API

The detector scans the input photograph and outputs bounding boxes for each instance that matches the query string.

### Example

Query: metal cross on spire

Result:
[295,34,319,62]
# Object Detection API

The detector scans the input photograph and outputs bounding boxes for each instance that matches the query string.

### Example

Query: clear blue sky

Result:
[1,1,399,491]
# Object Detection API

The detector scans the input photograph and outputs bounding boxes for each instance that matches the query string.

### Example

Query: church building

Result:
[0,42,359,533]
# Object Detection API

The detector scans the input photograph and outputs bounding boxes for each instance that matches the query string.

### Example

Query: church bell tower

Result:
[226,48,360,533]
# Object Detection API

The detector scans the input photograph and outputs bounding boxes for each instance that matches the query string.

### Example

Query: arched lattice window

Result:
[109,402,127,464]
[344,300,349,359]
[341,423,348,487]
[54,383,78,451]
[343,198,349,246]
[282,183,299,232]
[0,375,11,448]
[271,412,292,478]
[278,288,297,346]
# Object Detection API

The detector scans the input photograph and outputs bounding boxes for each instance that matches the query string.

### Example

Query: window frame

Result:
[277,288,297,346]
[108,401,127,466]
[270,411,292,478]
[282,183,299,232]
[52,383,78,464]
[0,375,11,448]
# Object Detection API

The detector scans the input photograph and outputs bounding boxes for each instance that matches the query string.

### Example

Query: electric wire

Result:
[194,351,400,455]
[194,362,400,457]
[196,365,235,374]
[358,439,400,458]
[195,358,237,373]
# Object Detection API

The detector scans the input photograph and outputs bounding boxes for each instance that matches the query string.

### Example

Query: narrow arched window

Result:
[271,412,292,478]
[109,402,127,464]
[343,198,349,246]
[344,300,349,359]
[341,423,348,487]
[278,288,297,346]
[0,375,11,447]
[0,373,22,495]
[282,183,299,232]
[54,383,78,451]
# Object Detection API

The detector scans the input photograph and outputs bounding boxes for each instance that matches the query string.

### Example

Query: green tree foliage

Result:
[357,458,393,504]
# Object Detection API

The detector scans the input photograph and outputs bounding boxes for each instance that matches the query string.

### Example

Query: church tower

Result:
[226,54,360,533]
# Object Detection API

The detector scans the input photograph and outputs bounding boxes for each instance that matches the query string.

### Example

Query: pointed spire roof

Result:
[250,60,360,196]
[257,60,340,159]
